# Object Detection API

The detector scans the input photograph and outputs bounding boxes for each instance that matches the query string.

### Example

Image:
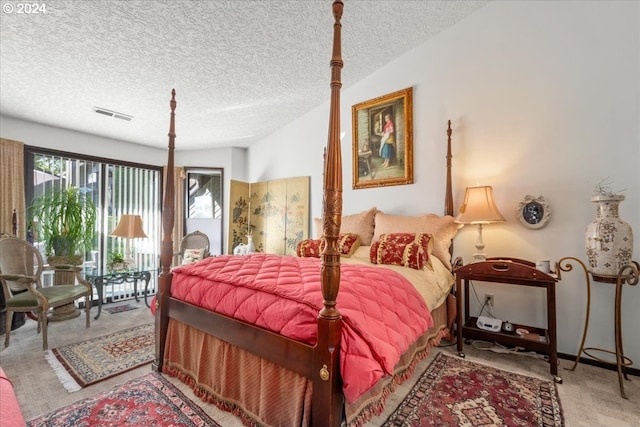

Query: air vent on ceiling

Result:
[93,107,133,121]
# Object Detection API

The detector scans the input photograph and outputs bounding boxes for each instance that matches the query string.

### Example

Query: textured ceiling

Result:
[1,0,488,150]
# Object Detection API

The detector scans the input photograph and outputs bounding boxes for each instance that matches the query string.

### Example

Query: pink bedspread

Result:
[165,253,433,403]
[0,368,26,427]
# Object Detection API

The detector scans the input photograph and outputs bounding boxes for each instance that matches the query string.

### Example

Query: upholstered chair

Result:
[0,237,91,350]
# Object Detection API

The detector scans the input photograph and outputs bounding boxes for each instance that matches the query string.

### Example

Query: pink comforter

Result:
[166,253,433,403]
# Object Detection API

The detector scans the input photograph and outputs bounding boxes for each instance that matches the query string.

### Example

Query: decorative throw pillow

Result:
[296,233,361,258]
[296,239,325,258]
[181,248,206,265]
[337,233,361,257]
[370,233,431,270]
[314,207,377,246]
[402,242,428,270]
[372,212,460,269]
[369,240,381,262]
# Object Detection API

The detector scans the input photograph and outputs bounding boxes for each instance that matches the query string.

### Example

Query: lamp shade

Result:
[110,214,147,239]
[455,186,505,224]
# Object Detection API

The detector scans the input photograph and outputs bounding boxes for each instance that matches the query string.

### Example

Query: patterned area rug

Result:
[104,303,139,314]
[384,352,563,427]
[45,323,154,392]
[27,372,220,427]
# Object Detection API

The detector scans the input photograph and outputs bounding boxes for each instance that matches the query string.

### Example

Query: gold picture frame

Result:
[351,87,413,189]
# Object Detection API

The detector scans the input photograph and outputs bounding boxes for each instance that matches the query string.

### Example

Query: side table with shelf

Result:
[557,257,638,399]
[84,268,153,320]
[454,258,562,383]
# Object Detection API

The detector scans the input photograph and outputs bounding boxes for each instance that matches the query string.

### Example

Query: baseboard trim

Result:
[558,352,639,377]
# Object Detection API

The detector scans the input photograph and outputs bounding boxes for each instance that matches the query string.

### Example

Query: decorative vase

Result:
[47,254,84,266]
[585,195,633,279]
[108,262,128,272]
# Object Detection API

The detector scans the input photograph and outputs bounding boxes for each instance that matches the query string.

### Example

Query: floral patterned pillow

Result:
[181,248,206,265]
[402,242,428,270]
[372,212,459,270]
[370,233,431,270]
[337,233,361,256]
[296,233,361,258]
[296,239,325,258]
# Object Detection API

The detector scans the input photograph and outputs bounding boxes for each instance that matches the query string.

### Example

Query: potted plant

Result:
[29,187,97,265]
[108,252,128,271]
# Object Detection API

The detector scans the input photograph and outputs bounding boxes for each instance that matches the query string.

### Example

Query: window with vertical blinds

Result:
[106,164,161,269]
[25,146,161,301]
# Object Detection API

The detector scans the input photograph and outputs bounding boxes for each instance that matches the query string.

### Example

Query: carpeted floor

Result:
[1,300,639,426]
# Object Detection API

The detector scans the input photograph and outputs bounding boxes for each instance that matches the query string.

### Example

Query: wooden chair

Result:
[0,237,91,350]
[175,230,210,265]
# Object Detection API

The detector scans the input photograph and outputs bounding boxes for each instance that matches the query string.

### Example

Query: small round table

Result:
[557,257,639,399]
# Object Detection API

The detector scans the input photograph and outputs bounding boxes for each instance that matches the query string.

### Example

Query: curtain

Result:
[163,166,185,265]
[0,139,25,238]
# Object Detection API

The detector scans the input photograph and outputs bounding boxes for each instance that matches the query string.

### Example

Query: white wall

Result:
[249,1,640,364]
[0,115,167,164]
[0,115,245,254]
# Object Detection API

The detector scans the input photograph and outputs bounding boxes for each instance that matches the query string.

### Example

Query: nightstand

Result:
[454,257,562,383]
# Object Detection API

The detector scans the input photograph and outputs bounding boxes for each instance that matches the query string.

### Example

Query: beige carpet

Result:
[1,300,638,426]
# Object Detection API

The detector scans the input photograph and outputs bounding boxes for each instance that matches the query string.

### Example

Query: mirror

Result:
[186,168,223,255]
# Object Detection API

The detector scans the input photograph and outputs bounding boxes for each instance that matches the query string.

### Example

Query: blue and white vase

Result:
[585,195,633,278]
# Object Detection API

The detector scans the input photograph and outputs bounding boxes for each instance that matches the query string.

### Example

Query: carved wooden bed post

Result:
[313,1,344,426]
[445,120,453,217]
[153,89,176,373]
[150,2,458,424]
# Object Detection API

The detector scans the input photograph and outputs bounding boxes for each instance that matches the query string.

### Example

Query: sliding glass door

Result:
[107,164,160,269]
[25,147,161,301]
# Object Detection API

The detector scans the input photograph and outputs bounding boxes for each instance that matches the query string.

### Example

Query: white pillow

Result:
[181,248,206,265]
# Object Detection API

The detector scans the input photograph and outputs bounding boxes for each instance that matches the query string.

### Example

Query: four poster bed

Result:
[153,2,461,426]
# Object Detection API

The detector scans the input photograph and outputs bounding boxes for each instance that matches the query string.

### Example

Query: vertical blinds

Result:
[31,152,160,270]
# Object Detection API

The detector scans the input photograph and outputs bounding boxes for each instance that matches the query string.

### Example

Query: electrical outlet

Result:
[484,294,494,307]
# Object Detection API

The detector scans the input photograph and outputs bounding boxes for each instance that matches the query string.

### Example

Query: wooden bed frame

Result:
[154,2,455,426]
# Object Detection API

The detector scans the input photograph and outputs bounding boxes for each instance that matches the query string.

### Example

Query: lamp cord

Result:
[470,280,496,318]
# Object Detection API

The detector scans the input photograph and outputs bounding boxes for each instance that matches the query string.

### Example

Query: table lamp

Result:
[455,186,505,262]
[110,214,147,267]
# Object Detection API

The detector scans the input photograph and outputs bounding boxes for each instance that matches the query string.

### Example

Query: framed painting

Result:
[351,87,413,189]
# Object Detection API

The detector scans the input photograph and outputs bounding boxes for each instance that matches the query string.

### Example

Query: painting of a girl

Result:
[378,113,395,168]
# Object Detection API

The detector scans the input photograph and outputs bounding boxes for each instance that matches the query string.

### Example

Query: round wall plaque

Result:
[516,195,550,229]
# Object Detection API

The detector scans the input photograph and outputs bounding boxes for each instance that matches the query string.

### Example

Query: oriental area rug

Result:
[383,352,564,427]
[45,323,154,392]
[27,372,220,427]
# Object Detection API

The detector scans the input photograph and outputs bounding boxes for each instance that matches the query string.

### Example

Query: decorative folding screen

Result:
[229,176,309,255]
